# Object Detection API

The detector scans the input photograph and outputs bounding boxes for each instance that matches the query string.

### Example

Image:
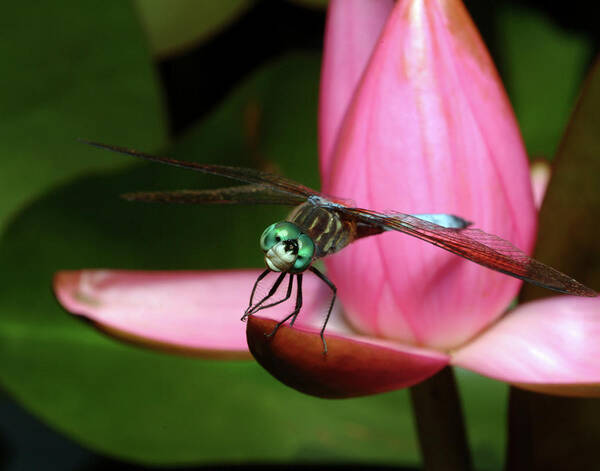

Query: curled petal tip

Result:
[246,316,449,398]
[53,270,97,311]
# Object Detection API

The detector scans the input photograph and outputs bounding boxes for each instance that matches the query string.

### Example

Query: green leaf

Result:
[0,1,167,233]
[0,52,506,467]
[522,59,600,300]
[134,0,253,57]
[457,370,508,471]
[510,59,600,471]
[496,4,592,159]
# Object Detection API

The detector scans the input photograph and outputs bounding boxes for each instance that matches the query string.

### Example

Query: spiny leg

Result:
[266,273,303,339]
[243,271,285,318]
[248,273,294,315]
[242,271,285,320]
[245,269,270,312]
[288,274,303,327]
[310,266,337,355]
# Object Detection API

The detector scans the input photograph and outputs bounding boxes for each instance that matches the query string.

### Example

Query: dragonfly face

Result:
[260,222,315,273]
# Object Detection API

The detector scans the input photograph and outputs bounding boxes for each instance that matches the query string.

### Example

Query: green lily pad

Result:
[0,1,166,233]
[0,51,506,467]
[134,0,252,57]
[496,3,592,159]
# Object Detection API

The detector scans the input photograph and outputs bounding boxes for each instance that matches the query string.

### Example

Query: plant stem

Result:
[409,366,472,471]
[506,387,600,471]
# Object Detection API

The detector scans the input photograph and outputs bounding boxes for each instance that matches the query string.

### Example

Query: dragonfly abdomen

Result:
[287,203,355,258]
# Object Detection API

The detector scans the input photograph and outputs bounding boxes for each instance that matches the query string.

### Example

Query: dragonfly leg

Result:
[245,269,270,313]
[288,274,303,327]
[310,266,337,355]
[266,274,303,339]
[242,271,285,320]
[248,274,294,315]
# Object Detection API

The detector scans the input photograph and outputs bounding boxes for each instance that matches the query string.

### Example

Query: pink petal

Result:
[54,269,252,357]
[246,316,449,398]
[530,160,551,210]
[322,0,536,349]
[319,0,394,177]
[54,269,336,358]
[452,296,600,397]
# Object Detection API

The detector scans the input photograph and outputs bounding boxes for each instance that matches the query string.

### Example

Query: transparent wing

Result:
[84,141,596,297]
[332,206,597,297]
[83,141,320,199]
[122,184,307,206]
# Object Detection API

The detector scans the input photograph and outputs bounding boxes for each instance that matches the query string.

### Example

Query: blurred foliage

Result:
[289,0,330,9]
[507,59,600,471]
[0,1,167,233]
[523,59,600,299]
[457,371,509,471]
[496,3,592,159]
[0,0,596,469]
[134,0,252,58]
[155,0,325,136]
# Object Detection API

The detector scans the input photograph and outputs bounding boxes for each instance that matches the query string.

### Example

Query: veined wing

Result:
[83,141,320,199]
[331,206,597,297]
[123,184,307,206]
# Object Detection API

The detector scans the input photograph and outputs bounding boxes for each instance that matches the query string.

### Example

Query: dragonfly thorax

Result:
[260,222,315,273]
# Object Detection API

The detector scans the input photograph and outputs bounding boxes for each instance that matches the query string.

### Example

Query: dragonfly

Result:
[84,141,597,353]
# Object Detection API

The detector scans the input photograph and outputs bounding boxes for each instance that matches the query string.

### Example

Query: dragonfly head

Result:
[260,222,314,273]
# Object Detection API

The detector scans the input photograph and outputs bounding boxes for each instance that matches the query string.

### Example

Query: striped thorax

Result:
[286,201,356,258]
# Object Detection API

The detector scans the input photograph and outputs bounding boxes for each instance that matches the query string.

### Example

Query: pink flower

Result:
[530,160,551,209]
[54,0,600,398]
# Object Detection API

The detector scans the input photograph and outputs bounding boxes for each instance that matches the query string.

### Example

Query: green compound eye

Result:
[259,223,278,251]
[292,233,315,272]
[260,222,302,251]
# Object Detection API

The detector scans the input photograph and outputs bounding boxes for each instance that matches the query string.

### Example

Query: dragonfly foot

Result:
[265,323,282,339]
[320,334,328,355]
